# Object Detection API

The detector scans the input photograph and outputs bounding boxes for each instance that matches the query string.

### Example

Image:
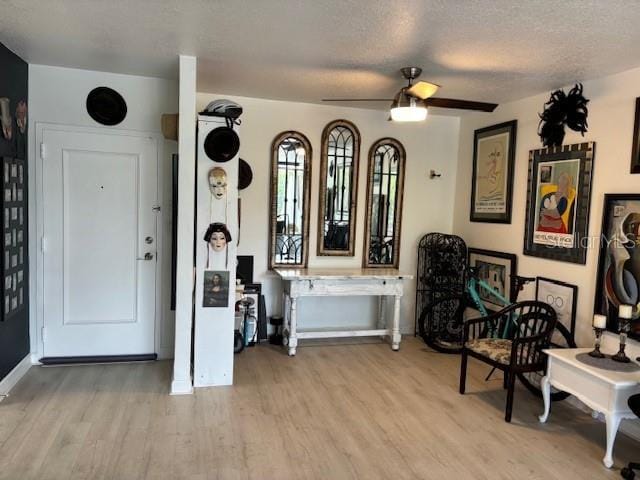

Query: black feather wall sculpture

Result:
[538,83,589,147]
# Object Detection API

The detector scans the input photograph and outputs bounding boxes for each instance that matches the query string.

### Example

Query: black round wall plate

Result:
[238,158,253,190]
[86,87,127,126]
[204,127,240,162]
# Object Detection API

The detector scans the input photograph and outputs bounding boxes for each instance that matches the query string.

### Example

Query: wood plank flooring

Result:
[0,337,638,479]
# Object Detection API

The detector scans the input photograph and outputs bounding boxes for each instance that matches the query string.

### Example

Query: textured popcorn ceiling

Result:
[2,0,640,111]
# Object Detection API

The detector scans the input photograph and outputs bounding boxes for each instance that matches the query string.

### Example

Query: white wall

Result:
[28,64,178,360]
[453,65,640,348]
[196,92,461,333]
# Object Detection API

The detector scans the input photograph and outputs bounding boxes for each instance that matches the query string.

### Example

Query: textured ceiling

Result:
[2,0,640,112]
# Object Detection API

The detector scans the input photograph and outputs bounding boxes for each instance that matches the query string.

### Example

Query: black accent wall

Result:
[0,41,29,381]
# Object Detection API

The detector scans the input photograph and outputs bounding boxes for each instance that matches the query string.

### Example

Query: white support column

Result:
[171,55,197,395]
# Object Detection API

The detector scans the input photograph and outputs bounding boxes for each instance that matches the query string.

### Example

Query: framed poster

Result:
[630,98,640,173]
[468,248,517,311]
[470,120,517,223]
[594,194,640,341]
[202,270,229,308]
[535,277,577,342]
[523,142,595,264]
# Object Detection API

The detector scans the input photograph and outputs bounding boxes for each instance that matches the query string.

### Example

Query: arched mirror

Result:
[317,120,360,256]
[269,131,312,269]
[363,138,406,268]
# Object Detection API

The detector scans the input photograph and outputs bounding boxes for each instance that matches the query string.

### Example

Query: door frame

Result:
[32,122,164,362]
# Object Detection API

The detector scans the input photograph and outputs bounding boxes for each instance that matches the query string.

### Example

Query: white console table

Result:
[275,268,413,356]
[539,348,640,468]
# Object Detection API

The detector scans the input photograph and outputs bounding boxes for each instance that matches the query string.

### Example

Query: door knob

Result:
[137,252,154,261]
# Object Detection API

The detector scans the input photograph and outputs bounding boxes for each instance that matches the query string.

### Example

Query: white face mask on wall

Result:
[208,167,227,200]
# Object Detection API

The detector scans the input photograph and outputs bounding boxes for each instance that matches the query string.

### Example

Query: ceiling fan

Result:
[322,67,498,121]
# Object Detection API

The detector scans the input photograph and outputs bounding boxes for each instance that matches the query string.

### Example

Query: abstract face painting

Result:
[208,167,227,200]
[533,159,579,248]
[595,195,640,340]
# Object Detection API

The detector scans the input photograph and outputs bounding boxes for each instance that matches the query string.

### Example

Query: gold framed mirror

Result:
[269,131,312,269]
[317,119,361,256]
[363,138,406,269]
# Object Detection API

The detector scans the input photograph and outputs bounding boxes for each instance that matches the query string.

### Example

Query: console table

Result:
[539,348,640,468]
[275,268,413,356]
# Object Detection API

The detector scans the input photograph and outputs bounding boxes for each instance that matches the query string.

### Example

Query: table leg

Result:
[391,295,402,351]
[288,296,298,356]
[378,295,387,341]
[603,413,622,468]
[538,375,551,423]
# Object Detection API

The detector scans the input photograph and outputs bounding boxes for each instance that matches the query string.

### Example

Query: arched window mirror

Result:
[317,119,360,256]
[363,138,406,268]
[269,131,312,269]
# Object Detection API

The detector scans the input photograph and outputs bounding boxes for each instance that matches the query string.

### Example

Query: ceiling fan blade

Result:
[321,98,392,102]
[424,97,498,112]
[406,81,440,100]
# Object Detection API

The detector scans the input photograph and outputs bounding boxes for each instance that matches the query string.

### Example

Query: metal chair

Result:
[621,394,640,479]
[459,301,557,422]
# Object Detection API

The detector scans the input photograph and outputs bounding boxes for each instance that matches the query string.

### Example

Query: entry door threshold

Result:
[40,354,157,366]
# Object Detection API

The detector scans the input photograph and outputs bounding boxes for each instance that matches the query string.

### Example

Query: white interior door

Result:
[41,128,158,358]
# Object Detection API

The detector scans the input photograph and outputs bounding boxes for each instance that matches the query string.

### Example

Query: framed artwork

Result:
[630,98,640,173]
[202,270,229,308]
[523,142,595,264]
[470,120,517,223]
[468,248,517,311]
[594,194,640,341]
[535,277,577,342]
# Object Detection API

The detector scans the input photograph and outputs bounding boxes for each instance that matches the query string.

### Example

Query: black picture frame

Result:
[468,248,517,310]
[535,277,577,340]
[594,194,640,341]
[630,97,640,174]
[523,142,595,264]
[470,120,517,223]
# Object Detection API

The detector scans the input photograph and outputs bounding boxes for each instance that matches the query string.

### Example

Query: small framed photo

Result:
[535,277,577,343]
[523,142,595,264]
[470,120,517,223]
[202,270,229,308]
[468,248,517,311]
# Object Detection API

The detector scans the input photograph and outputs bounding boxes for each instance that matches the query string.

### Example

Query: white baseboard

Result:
[170,378,193,395]
[566,396,640,442]
[0,354,32,398]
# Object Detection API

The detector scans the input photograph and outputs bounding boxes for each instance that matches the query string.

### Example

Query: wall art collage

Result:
[469,84,640,340]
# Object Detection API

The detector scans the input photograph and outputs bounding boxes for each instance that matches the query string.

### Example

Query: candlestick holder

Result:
[588,327,606,358]
[611,317,631,363]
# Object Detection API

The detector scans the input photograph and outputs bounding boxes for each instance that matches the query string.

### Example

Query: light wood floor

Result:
[0,337,638,480]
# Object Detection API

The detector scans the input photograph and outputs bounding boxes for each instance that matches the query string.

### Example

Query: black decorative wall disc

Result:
[204,126,240,162]
[238,158,253,190]
[86,87,127,126]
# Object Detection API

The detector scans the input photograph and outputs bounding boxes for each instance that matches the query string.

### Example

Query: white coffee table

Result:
[539,348,640,468]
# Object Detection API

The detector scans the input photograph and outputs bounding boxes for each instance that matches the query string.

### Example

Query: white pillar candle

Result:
[593,314,607,329]
[619,304,633,319]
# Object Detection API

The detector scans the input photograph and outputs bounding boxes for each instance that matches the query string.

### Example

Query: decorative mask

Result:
[0,98,12,141]
[208,167,227,200]
[15,100,27,135]
[204,222,232,252]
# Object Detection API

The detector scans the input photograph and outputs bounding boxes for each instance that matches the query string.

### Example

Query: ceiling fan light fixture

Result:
[390,88,428,122]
